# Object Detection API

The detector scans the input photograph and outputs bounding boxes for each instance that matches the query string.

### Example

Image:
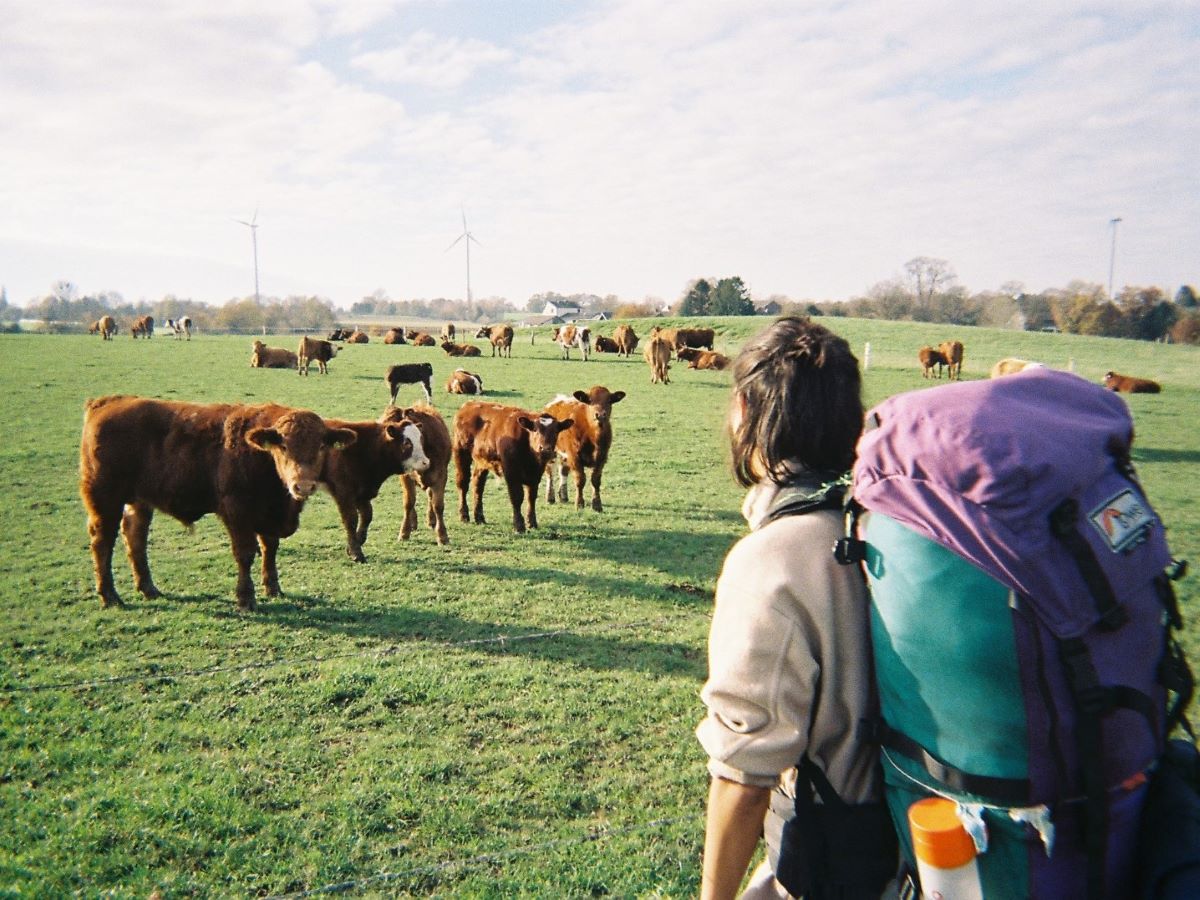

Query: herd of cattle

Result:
[88,314,193,340]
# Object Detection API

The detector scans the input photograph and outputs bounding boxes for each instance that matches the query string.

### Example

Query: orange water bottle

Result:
[908,797,984,899]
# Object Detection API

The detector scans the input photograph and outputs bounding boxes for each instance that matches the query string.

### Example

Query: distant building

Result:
[754,300,782,316]
[590,311,611,321]
[542,300,582,319]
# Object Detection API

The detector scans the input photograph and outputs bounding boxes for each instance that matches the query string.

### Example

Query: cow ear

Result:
[517,416,535,432]
[556,418,573,432]
[572,390,589,403]
[610,391,626,403]
[246,427,282,450]
[384,420,413,441]
[325,427,357,449]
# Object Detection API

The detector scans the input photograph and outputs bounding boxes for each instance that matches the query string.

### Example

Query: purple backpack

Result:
[847,368,1190,898]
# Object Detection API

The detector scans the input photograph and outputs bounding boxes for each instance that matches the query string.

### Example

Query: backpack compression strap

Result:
[757,483,847,529]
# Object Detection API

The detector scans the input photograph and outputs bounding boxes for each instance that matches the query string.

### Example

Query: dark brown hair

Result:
[729,317,863,487]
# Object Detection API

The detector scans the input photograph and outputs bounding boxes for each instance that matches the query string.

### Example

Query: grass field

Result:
[1,318,1197,898]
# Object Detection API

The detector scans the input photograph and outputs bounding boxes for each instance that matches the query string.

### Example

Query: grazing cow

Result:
[672,327,716,353]
[440,322,456,342]
[447,368,484,395]
[939,340,965,380]
[475,324,514,358]
[250,340,298,369]
[328,328,352,341]
[91,315,117,340]
[990,358,1044,379]
[130,316,154,339]
[79,396,356,611]
[918,346,947,379]
[452,402,571,533]
[346,330,369,344]
[441,340,482,357]
[297,336,339,375]
[1103,371,1162,394]
[552,324,591,361]
[677,348,730,370]
[165,317,193,340]
[318,414,430,562]
[544,386,625,512]
[593,335,619,353]
[382,404,451,545]
[383,327,407,345]
[644,334,672,384]
[613,324,638,357]
[385,362,435,405]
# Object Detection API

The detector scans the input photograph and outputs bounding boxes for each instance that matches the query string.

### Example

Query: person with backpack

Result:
[697,317,896,899]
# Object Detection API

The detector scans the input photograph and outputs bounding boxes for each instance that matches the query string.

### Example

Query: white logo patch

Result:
[1088,490,1154,553]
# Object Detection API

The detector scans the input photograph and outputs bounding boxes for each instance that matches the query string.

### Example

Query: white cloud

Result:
[351,31,513,88]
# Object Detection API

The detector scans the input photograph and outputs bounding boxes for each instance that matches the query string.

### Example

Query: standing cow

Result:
[613,324,638,357]
[939,340,965,380]
[91,316,117,340]
[79,396,356,611]
[544,386,625,512]
[383,405,452,546]
[552,325,591,361]
[297,336,339,375]
[165,317,193,340]
[644,334,672,384]
[130,316,154,339]
[476,324,514,358]
[918,346,947,379]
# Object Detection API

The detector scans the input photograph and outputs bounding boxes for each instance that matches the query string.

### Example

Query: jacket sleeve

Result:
[696,525,823,787]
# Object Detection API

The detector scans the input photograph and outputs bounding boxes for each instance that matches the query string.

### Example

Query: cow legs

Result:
[121,503,163,599]
[522,483,540,531]
[333,497,366,563]
[399,475,419,541]
[505,476,528,533]
[258,535,281,599]
[454,449,473,523]
[225,526,258,611]
[427,483,449,545]
[589,466,603,512]
[471,470,489,525]
[544,462,558,503]
[571,465,586,509]
[356,500,373,549]
[86,500,124,608]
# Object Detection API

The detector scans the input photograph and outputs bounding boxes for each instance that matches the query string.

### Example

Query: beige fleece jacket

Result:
[696,479,879,803]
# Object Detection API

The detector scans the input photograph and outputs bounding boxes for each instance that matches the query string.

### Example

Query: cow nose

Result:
[293,479,317,499]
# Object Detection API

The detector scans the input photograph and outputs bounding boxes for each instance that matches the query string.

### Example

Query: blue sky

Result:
[1,0,1197,309]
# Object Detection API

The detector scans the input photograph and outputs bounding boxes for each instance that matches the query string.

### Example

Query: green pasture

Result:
[0,319,1197,897]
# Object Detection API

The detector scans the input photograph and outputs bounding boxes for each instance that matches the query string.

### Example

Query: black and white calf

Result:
[165,316,193,340]
[386,362,435,405]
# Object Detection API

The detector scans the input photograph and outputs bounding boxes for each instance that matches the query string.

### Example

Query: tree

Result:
[678,278,712,316]
[1117,286,1176,341]
[709,276,754,316]
[904,257,956,309]
[1176,285,1198,308]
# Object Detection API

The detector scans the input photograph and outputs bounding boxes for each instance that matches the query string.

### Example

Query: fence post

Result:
[863,341,871,371]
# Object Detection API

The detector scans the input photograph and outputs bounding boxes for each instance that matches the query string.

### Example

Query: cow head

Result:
[475,325,491,339]
[382,418,431,474]
[518,414,573,465]
[246,410,357,500]
[573,386,625,427]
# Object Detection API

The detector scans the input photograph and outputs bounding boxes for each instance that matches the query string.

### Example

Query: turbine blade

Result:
[468,234,482,246]
[446,234,465,251]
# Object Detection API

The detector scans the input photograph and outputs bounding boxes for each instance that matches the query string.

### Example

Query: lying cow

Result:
[476,324,514,358]
[552,324,591,361]
[544,386,625,512]
[593,335,620,353]
[251,340,298,369]
[452,402,571,533]
[441,340,482,357]
[447,369,484,395]
[298,336,339,375]
[318,414,430,562]
[406,330,437,347]
[990,358,1044,378]
[346,331,369,344]
[386,362,435,405]
[918,346,947,379]
[79,395,356,611]
[677,348,730,370]
[383,328,407,345]
[383,405,451,545]
[328,328,353,341]
[1103,371,1162,394]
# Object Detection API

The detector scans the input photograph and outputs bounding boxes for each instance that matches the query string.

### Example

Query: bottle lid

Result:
[908,797,977,869]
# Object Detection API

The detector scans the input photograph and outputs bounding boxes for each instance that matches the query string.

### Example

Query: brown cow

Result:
[386,362,435,405]
[592,335,619,353]
[382,404,451,545]
[407,331,437,347]
[918,346,947,379]
[297,336,339,375]
[939,340,965,380]
[452,402,571,533]
[475,324,514,358]
[613,324,638,357]
[544,386,625,512]
[551,324,591,361]
[677,348,730,370]
[91,315,117,340]
[644,334,672,384]
[318,414,430,562]
[672,327,715,353]
[79,396,356,610]
[441,340,482,357]
[251,340,298,369]
[990,358,1044,378]
[1103,371,1162,394]
[383,327,407,345]
[440,322,456,342]
[346,331,369,344]
[447,368,484,395]
[130,315,154,339]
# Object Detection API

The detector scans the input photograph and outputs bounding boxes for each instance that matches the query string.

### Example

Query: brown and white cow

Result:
[447,368,484,395]
[165,317,193,340]
[613,324,638,357]
[386,362,434,405]
[551,324,591,361]
[383,327,407,345]
[475,324,514,358]
[440,322,456,342]
[677,348,730,370]
[452,402,571,533]
[441,340,482,357]
[592,335,619,353]
[918,346,947,379]
[251,340,298,369]
[79,396,356,611]
[382,404,451,545]
[544,386,625,512]
[1103,371,1162,394]
[91,315,117,340]
[297,336,339,375]
[318,414,430,562]
[939,340,965,380]
[644,334,672,384]
[130,315,154,339]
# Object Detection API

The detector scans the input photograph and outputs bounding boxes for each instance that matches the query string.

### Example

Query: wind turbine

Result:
[234,208,260,304]
[446,208,480,316]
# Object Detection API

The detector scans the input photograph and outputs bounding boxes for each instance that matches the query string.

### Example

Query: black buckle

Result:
[834,537,865,565]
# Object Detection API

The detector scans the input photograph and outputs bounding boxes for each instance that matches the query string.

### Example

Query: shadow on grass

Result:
[1134,447,1200,464]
